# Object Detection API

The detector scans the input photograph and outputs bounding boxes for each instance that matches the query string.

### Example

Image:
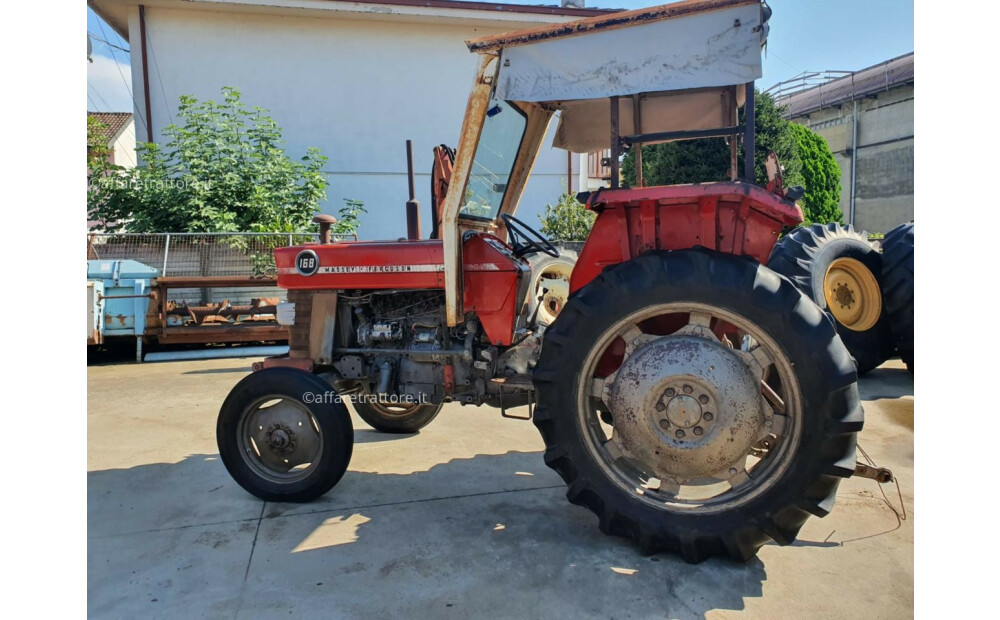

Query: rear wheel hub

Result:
[607,335,765,480]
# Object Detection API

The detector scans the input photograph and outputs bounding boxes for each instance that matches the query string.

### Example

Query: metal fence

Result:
[86,232,354,306]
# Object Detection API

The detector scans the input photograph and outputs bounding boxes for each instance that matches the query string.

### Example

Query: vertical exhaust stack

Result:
[405,140,422,240]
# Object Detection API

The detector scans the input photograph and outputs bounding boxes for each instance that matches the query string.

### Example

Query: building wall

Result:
[127,6,579,240]
[790,84,913,234]
[112,120,137,168]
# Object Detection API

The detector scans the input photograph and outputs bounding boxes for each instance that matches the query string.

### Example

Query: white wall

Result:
[129,6,578,239]
[112,119,137,168]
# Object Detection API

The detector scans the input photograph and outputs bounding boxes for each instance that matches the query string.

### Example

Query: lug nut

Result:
[665,388,675,397]
[699,395,709,404]
[683,385,693,394]
[656,401,665,412]
[693,426,703,436]
[675,430,685,439]
[703,412,713,421]
[659,419,670,429]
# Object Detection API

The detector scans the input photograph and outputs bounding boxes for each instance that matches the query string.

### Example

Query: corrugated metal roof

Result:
[776,52,913,118]
[467,0,757,52]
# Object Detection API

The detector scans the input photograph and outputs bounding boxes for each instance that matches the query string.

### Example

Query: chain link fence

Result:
[86,232,354,306]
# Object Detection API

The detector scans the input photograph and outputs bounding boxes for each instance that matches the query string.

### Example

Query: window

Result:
[460,100,527,221]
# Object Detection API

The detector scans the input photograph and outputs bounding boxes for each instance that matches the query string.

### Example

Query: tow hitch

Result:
[854,462,894,483]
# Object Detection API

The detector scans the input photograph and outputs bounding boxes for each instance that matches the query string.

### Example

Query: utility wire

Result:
[94,18,150,139]
[143,26,174,125]
[88,83,116,114]
[87,31,130,53]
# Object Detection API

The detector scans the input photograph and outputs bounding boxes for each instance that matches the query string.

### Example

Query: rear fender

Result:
[571,182,803,293]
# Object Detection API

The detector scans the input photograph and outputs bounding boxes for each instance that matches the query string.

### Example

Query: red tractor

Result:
[217,0,864,563]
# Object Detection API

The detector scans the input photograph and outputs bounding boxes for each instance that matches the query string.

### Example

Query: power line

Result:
[88,83,116,113]
[143,27,174,126]
[87,31,130,54]
[94,18,150,138]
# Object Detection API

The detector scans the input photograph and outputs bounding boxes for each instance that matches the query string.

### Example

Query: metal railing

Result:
[86,232,355,306]
[86,232,356,277]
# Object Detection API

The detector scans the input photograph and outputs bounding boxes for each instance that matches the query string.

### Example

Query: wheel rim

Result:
[534,261,573,325]
[576,303,802,513]
[824,257,882,331]
[237,396,323,484]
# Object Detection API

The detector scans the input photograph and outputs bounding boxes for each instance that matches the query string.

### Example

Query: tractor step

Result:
[493,375,535,420]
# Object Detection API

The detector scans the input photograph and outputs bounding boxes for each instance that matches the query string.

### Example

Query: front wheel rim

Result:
[237,396,324,484]
[576,302,802,513]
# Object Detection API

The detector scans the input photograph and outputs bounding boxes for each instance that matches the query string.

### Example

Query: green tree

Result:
[623,90,802,188]
[787,123,843,224]
[538,192,596,241]
[89,87,329,233]
[88,116,123,225]
[622,90,843,225]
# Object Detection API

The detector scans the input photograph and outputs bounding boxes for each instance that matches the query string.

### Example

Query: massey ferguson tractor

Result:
[217,0,873,563]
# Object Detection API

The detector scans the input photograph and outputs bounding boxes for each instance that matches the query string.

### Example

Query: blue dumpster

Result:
[87,259,160,361]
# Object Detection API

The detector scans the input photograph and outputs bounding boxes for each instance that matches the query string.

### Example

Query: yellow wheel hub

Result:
[824,257,881,331]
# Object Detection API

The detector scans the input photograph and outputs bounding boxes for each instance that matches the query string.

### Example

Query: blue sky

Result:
[87,0,914,113]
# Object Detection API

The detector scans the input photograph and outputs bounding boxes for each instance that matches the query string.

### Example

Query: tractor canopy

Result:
[468,0,769,153]
[440,0,772,325]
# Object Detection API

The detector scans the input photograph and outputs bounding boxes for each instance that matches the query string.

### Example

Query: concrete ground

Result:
[88,357,913,619]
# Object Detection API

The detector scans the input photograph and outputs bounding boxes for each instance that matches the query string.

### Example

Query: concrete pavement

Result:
[88,357,914,619]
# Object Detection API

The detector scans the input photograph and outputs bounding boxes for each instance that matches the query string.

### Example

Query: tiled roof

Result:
[88,112,133,144]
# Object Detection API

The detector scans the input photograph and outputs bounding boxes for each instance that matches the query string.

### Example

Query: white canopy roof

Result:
[493,1,767,103]
[467,0,769,151]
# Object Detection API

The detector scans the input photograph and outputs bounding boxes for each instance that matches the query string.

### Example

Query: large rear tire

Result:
[881,222,914,372]
[768,222,894,374]
[532,250,862,563]
[217,368,354,503]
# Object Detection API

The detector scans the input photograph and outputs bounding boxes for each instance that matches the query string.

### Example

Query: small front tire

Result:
[217,368,353,503]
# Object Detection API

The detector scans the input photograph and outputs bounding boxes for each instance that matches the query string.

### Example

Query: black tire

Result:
[217,368,353,502]
[881,222,914,372]
[353,389,443,434]
[533,250,863,563]
[768,222,894,375]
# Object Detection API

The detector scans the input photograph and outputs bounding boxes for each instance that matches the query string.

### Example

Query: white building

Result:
[88,0,616,240]
[87,112,136,168]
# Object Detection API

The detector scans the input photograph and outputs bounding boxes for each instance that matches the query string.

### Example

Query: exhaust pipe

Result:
[405,139,422,240]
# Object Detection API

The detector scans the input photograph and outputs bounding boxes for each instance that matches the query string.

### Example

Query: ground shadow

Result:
[352,428,416,444]
[858,364,914,400]
[89,451,770,618]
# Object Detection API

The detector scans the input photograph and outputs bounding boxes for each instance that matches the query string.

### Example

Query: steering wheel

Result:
[500,213,559,258]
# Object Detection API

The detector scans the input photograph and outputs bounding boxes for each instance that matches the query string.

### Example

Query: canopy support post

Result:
[610,96,620,189]
[633,95,644,188]
[743,81,755,182]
